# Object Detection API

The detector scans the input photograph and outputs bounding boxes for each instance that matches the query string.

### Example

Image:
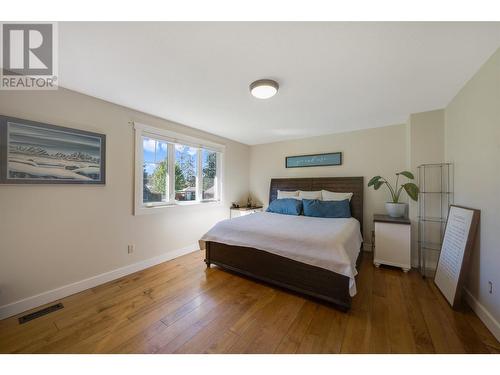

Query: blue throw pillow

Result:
[302,199,351,218]
[266,198,303,216]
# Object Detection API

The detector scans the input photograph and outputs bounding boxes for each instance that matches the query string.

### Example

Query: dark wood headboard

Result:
[269,177,364,231]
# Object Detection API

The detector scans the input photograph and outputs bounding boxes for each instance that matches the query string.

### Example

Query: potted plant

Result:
[368,171,419,218]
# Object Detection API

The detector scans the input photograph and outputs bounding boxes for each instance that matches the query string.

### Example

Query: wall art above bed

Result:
[0,115,106,184]
[285,152,342,168]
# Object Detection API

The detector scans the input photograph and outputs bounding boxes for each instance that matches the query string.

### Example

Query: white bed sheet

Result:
[200,212,363,296]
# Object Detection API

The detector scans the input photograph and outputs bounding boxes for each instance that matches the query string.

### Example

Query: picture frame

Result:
[434,205,480,309]
[285,152,342,168]
[0,115,106,184]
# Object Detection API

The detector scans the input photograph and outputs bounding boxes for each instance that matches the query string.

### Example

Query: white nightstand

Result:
[373,214,411,272]
[230,206,263,219]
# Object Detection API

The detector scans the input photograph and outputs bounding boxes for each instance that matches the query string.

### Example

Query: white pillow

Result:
[298,190,322,200]
[321,190,353,202]
[277,190,299,199]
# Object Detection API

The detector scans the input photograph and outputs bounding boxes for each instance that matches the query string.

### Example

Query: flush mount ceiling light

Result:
[249,79,279,99]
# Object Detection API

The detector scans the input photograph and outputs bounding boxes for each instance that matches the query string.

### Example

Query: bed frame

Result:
[204,177,364,311]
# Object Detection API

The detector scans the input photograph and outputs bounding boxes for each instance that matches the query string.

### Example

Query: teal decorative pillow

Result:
[266,198,303,216]
[302,199,351,218]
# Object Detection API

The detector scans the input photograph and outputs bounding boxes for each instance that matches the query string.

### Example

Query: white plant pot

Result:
[385,202,407,218]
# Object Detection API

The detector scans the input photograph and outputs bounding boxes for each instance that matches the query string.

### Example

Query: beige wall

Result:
[406,110,445,266]
[249,124,408,244]
[445,48,500,329]
[0,88,250,308]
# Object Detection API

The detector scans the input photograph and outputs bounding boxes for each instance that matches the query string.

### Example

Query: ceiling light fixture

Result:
[249,79,279,99]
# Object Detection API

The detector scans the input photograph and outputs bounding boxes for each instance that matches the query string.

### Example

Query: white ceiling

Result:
[59,22,500,145]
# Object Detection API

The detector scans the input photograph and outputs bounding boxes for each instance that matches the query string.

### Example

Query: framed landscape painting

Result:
[0,115,106,184]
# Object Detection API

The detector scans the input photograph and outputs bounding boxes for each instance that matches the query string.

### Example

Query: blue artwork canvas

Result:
[285,152,342,168]
[0,116,106,184]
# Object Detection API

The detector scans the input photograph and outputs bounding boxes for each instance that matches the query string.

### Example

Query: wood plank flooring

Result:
[0,250,498,354]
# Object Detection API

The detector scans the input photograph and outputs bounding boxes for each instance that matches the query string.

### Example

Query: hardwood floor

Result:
[0,250,498,354]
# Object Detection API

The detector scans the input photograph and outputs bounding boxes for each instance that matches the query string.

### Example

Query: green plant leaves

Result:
[368,176,382,186]
[369,172,418,203]
[403,183,419,201]
[397,171,415,180]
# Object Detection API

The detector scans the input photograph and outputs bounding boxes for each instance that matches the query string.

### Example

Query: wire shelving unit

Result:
[417,163,453,277]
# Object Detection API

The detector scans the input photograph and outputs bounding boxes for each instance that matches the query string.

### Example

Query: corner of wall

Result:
[406,109,446,267]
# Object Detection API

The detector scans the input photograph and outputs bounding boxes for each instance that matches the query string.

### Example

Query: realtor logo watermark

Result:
[0,22,58,90]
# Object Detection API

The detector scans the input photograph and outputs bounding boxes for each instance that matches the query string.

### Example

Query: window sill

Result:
[134,200,223,215]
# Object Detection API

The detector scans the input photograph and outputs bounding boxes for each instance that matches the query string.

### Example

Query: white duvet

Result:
[200,212,363,296]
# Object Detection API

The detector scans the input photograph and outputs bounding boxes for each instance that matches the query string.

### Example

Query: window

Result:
[134,123,224,214]
[175,144,198,202]
[142,137,169,205]
[202,149,217,200]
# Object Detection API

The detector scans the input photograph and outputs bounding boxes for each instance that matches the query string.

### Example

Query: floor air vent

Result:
[18,303,64,324]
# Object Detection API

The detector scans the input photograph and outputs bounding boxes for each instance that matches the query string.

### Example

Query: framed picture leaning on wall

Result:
[0,115,106,184]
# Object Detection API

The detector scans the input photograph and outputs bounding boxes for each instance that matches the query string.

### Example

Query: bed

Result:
[202,177,364,311]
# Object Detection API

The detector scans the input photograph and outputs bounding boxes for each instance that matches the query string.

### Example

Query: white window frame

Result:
[134,122,225,215]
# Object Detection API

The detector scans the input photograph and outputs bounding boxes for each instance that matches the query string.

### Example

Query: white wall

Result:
[249,124,408,245]
[0,88,250,310]
[444,48,500,337]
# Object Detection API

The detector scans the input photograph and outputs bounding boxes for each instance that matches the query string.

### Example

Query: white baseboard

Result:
[463,288,500,342]
[0,244,199,320]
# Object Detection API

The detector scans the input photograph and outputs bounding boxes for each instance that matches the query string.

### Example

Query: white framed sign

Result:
[434,205,480,309]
